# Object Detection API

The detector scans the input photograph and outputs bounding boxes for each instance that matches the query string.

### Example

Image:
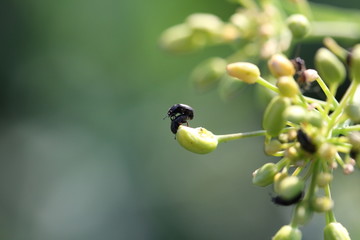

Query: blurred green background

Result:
[1,0,360,239]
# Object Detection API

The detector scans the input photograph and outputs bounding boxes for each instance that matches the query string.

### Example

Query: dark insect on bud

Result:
[272,191,304,206]
[297,129,317,153]
[291,57,311,91]
[165,104,195,134]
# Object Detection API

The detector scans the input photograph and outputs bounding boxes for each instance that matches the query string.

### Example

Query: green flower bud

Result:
[315,48,346,86]
[274,172,288,194]
[159,24,203,53]
[293,202,313,226]
[268,54,296,78]
[348,132,360,151]
[276,76,300,98]
[252,163,279,187]
[306,111,323,128]
[324,222,351,240]
[311,196,334,212]
[186,13,223,34]
[318,143,337,163]
[263,96,291,137]
[286,14,311,39]
[176,126,218,154]
[276,176,304,201]
[190,57,227,92]
[284,105,307,124]
[349,44,360,83]
[272,225,302,240]
[345,103,360,123]
[265,139,282,155]
[226,62,260,84]
[316,172,333,188]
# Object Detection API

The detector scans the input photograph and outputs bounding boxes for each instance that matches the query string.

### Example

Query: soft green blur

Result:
[1,0,359,240]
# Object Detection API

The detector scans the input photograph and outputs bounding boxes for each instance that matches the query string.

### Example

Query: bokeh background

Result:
[1,0,360,239]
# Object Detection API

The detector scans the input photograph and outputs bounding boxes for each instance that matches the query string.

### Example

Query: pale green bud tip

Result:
[315,48,346,86]
[186,13,223,33]
[276,76,300,98]
[265,139,282,155]
[311,196,334,212]
[275,176,304,200]
[345,103,360,123]
[284,105,307,124]
[349,44,360,83]
[318,143,337,163]
[272,225,302,240]
[268,54,296,77]
[349,132,360,150]
[316,172,333,188]
[252,163,278,187]
[159,24,200,53]
[293,202,313,226]
[226,62,260,84]
[324,222,351,240]
[176,125,218,154]
[286,14,311,39]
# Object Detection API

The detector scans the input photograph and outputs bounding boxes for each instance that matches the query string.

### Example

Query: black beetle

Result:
[165,104,195,134]
[297,129,317,153]
[272,191,303,206]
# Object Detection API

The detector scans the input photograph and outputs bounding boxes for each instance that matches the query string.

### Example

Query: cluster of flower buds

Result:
[162,1,360,239]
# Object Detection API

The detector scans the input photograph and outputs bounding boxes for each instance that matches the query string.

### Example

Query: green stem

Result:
[304,158,320,201]
[333,124,360,135]
[324,184,336,223]
[217,129,267,143]
[315,76,339,108]
[256,77,279,93]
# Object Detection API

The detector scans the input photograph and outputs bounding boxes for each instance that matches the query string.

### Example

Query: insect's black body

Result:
[166,104,194,134]
[291,57,309,91]
[297,129,317,153]
[272,191,303,206]
[167,104,194,120]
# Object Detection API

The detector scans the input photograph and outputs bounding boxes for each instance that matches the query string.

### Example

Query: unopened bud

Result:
[272,225,302,240]
[311,196,334,212]
[265,139,282,155]
[284,105,307,124]
[252,163,278,187]
[190,57,227,92]
[306,111,323,128]
[324,222,351,240]
[186,13,223,34]
[286,14,311,39]
[315,48,346,86]
[176,126,218,154]
[293,202,313,226]
[318,143,337,163]
[316,172,333,188]
[226,62,260,84]
[275,176,305,201]
[263,96,291,137]
[345,103,360,123]
[303,69,319,83]
[348,132,360,151]
[268,54,296,77]
[276,76,300,98]
[349,44,360,83]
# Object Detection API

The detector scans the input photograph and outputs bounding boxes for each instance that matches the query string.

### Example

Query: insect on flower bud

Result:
[349,44,360,83]
[315,48,346,86]
[252,163,279,187]
[276,76,300,98]
[226,62,260,84]
[323,222,351,240]
[268,54,296,78]
[176,125,218,154]
[272,225,302,240]
[286,14,311,39]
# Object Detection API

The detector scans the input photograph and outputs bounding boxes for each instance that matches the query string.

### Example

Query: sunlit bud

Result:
[186,13,223,34]
[306,111,324,128]
[272,225,302,240]
[345,103,360,123]
[303,69,319,83]
[324,222,351,240]
[190,57,227,92]
[316,172,333,188]
[284,146,300,161]
[349,44,360,83]
[159,24,202,53]
[275,176,304,201]
[252,163,279,187]
[265,139,282,155]
[274,172,288,193]
[348,132,360,151]
[311,196,334,212]
[293,202,313,226]
[343,163,354,175]
[226,62,260,84]
[268,54,296,77]
[276,76,300,98]
[284,105,307,124]
[286,14,311,39]
[318,143,337,163]
[176,126,218,154]
[263,96,291,137]
[315,48,346,86]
